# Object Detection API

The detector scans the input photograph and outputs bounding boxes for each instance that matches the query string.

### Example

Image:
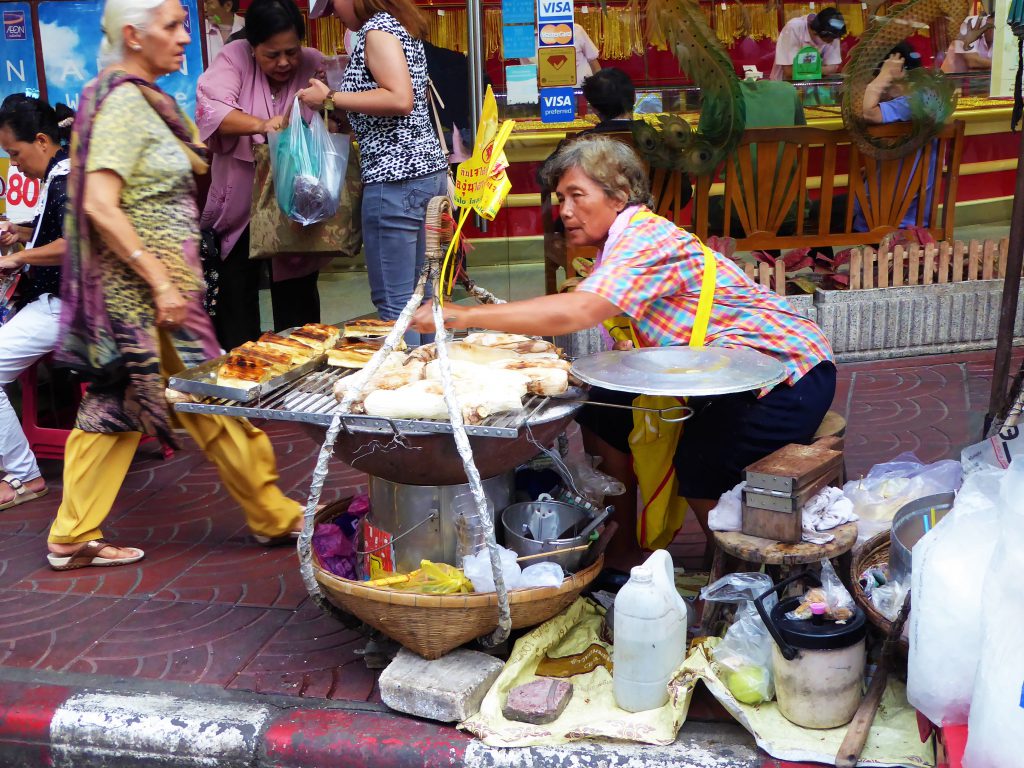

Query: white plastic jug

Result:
[613,549,688,712]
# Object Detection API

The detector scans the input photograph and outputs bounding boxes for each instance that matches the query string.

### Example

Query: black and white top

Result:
[17,150,68,307]
[342,12,447,185]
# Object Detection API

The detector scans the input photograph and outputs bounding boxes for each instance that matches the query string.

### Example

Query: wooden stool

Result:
[699,522,858,637]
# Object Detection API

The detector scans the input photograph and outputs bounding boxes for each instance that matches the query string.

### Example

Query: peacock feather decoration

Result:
[842,0,969,159]
[633,0,745,175]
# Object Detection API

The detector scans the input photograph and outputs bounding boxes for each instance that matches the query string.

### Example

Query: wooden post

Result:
[850,248,862,290]
[758,261,771,289]
[923,243,937,286]
[908,243,921,286]
[774,260,787,296]
[968,239,981,281]
[983,240,996,280]
[877,245,889,289]
[893,244,905,287]
[938,241,951,284]
[863,247,874,289]
[953,240,966,283]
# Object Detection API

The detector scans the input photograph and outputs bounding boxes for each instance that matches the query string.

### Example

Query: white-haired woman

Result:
[48,0,302,570]
[412,135,837,574]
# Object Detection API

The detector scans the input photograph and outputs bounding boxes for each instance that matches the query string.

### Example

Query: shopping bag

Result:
[249,140,363,261]
[270,97,347,225]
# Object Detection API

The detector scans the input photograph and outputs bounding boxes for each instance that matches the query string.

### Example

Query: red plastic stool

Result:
[18,359,173,461]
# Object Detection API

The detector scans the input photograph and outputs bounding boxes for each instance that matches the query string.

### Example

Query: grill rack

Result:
[172,364,575,439]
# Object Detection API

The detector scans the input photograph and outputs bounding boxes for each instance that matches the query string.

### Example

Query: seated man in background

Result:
[941,14,994,73]
[771,7,846,81]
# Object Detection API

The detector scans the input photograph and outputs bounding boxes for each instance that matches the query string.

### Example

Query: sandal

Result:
[46,539,145,571]
[0,474,49,511]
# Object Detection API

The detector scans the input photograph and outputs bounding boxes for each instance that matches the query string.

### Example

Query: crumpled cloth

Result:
[709,482,858,544]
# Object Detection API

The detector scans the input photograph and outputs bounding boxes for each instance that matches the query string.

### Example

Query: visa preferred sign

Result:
[537,0,572,25]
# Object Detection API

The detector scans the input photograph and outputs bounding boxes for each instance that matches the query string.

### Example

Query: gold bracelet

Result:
[128,248,144,262]
[153,281,173,295]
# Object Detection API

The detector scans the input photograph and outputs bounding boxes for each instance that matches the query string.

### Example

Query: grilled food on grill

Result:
[490,359,570,395]
[256,332,320,363]
[424,359,530,399]
[362,378,523,424]
[217,357,271,389]
[343,318,397,338]
[463,332,558,355]
[327,342,381,369]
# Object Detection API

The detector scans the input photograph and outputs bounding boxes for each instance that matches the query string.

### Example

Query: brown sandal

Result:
[47,540,145,571]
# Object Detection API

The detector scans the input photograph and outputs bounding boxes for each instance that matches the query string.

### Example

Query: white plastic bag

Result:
[708,481,744,532]
[519,562,564,588]
[843,452,962,543]
[701,573,776,705]
[961,425,1023,474]
[268,97,348,226]
[907,467,1004,726]
[963,461,1024,767]
[462,546,522,593]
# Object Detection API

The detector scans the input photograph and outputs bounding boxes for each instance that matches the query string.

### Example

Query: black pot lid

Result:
[770,596,867,651]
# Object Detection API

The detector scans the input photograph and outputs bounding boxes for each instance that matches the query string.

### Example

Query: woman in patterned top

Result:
[47,0,303,570]
[0,96,73,510]
[299,0,448,343]
[412,136,837,572]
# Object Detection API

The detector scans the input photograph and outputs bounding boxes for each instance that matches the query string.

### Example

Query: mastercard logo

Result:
[539,23,573,46]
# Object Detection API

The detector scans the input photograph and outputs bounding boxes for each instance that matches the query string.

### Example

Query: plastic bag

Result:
[268,97,348,226]
[565,455,626,507]
[519,562,564,589]
[907,467,1004,726]
[960,427,1023,474]
[708,481,744,532]
[843,452,962,543]
[391,560,473,594]
[783,561,855,622]
[462,546,522,593]
[701,573,776,705]
[963,461,1024,767]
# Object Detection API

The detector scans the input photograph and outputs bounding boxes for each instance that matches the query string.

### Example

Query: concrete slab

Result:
[379,648,505,723]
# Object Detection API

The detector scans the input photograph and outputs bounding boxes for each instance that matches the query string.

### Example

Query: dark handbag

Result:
[199,228,221,317]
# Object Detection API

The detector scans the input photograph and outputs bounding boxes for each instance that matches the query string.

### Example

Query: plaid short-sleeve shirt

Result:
[577,207,833,389]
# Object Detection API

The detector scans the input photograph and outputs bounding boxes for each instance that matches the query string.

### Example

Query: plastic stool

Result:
[18,360,173,461]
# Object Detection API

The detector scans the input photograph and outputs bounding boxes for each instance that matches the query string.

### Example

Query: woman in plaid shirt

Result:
[412,136,835,572]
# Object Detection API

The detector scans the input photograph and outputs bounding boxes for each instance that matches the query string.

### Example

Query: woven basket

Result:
[314,554,603,660]
[851,531,910,656]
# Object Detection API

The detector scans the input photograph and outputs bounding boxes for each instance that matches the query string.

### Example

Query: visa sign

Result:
[537,0,572,24]
[3,10,26,40]
[540,87,575,123]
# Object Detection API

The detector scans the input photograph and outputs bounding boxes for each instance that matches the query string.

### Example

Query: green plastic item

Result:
[791,46,823,81]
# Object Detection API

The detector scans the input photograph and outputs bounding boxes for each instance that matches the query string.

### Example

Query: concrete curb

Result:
[0,676,783,768]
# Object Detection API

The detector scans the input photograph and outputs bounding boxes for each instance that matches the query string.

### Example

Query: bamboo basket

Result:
[851,531,910,658]
[314,552,603,660]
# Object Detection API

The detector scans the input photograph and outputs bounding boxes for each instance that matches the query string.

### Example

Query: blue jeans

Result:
[362,169,449,345]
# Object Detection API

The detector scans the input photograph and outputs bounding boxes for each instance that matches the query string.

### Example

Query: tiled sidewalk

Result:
[0,349,1017,710]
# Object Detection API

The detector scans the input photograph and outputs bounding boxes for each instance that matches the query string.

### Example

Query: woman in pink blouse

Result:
[196,0,331,350]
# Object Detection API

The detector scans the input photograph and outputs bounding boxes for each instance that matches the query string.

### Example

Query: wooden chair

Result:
[698,121,966,252]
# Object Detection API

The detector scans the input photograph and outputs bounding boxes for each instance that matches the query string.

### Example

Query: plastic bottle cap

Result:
[629,566,652,583]
[810,602,828,615]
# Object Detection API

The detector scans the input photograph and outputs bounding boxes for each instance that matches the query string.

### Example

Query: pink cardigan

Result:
[196,40,332,281]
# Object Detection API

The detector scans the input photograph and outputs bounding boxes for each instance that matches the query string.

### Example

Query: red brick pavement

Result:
[0,349,1017,711]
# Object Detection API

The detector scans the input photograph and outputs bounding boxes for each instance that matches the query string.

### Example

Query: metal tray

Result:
[167,352,325,403]
[571,346,788,397]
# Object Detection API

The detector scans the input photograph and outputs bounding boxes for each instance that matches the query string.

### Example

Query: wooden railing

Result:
[846,238,1013,290]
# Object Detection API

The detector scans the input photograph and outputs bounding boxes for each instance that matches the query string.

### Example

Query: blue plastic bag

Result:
[268,97,349,226]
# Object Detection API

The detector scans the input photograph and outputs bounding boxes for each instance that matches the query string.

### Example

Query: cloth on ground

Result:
[691,640,934,767]
[459,598,695,746]
[709,481,857,544]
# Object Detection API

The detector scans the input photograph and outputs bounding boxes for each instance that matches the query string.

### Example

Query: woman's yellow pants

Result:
[48,332,301,545]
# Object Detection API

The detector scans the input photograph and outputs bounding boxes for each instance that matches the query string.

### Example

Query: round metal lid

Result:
[570,347,789,397]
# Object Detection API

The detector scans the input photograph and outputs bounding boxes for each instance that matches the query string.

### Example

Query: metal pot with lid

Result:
[755,572,867,729]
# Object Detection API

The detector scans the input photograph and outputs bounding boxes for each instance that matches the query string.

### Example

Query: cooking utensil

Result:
[503,500,595,572]
[569,506,611,541]
[553,398,693,422]
[889,493,954,584]
[516,543,591,563]
[578,520,618,571]
[571,347,788,397]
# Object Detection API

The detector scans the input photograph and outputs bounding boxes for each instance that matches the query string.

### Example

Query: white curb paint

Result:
[463,734,762,768]
[49,692,273,768]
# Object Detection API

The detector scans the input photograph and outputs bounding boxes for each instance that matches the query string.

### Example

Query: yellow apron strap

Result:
[689,245,717,349]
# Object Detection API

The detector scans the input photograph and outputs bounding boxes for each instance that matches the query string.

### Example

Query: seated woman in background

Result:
[0,96,72,510]
[411,136,835,571]
[197,0,330,351]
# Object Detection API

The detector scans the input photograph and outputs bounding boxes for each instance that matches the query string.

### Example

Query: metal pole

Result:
[986,126,1024,433]
[465,0,488,231]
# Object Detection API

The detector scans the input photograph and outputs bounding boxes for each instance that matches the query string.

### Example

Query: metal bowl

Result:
[889,492,955,583]
[502,499,593,572]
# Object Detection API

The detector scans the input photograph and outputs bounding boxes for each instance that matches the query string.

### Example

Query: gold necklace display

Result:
[484,8,503,58]
[425,8,468,53]
[310,15,347,55]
